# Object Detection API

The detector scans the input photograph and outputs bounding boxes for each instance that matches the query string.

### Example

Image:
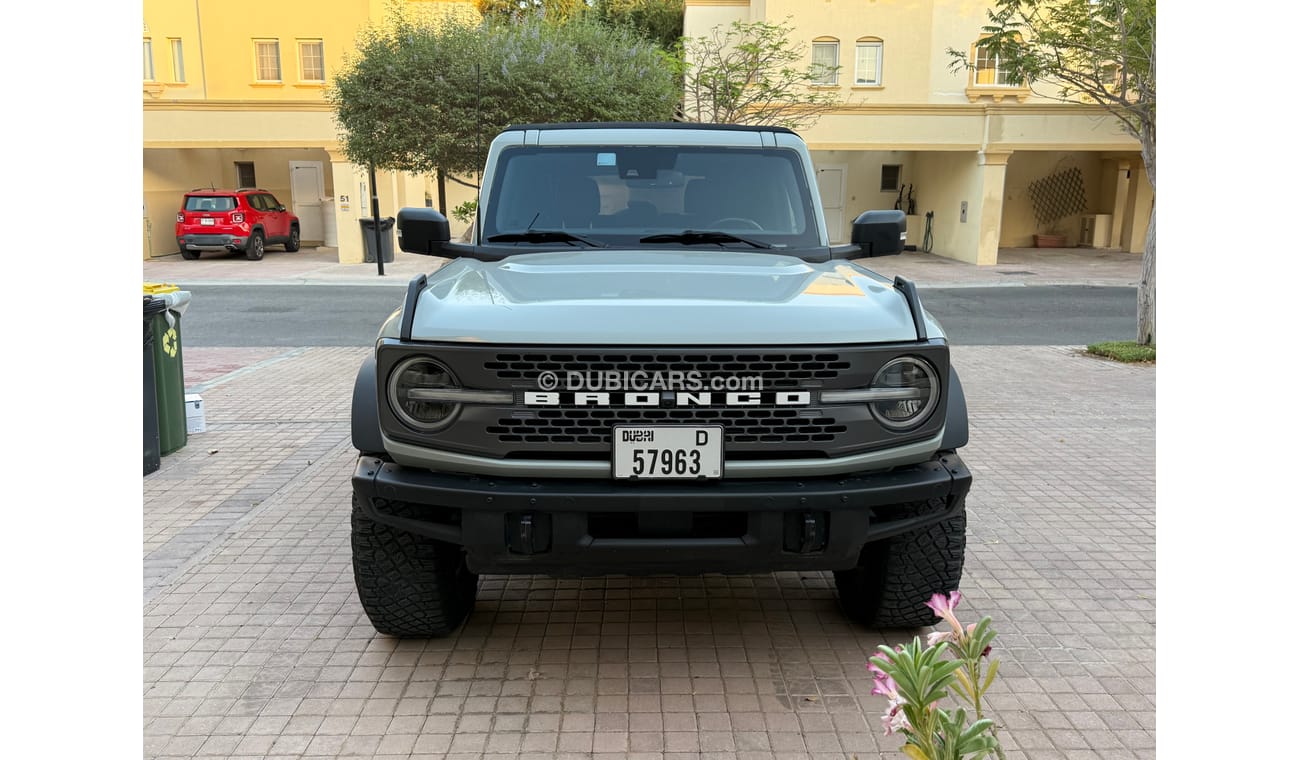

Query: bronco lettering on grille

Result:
[524,391,813,407]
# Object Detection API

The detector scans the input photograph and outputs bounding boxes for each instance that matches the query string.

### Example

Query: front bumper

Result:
[352,452,971,575]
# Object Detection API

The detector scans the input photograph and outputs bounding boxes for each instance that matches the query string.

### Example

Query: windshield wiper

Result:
[486,230,607,247]
[639,230,772,249]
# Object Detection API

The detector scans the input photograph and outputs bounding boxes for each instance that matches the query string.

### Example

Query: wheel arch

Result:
[352,354,386,454]
[940,365,969,450]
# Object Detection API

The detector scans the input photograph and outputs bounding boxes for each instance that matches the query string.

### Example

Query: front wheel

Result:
[284,227,300,252]
[834,497,967,628]
[245,231,265,261]
[351,493,477,637]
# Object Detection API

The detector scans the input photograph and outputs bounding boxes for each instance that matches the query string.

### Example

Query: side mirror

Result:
[276,205,286,212]
[396,207,451,255]
[850,210,907,257]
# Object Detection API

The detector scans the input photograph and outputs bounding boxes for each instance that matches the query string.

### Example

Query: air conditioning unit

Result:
[1079,214,1112,248]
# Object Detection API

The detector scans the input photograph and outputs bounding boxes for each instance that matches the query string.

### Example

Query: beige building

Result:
[142,0,479,262]
[684,0,1151,264]
[145,0,1150,266]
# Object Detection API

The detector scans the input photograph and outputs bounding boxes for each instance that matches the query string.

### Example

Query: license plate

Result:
[613,426,723,480]
[200,217,215,226]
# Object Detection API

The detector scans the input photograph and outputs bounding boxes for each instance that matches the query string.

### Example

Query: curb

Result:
[171,278,410,288]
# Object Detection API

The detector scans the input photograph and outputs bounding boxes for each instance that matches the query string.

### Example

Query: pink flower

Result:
[926,630,956,648]
[926,590,961,616]
[868,662,901,700]
[925,590,963,632]
[871,672,900,698]
[882,699,910,735]
[868,660,910,736]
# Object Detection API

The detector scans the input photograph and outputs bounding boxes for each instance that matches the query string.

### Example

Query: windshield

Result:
[482,145,821,249]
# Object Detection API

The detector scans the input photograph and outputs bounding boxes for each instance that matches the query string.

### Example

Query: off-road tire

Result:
[351,493,477,637]
[180,249,200,260]
[834,497,967,628]
[284,226,301,252]
[245,231,265,261]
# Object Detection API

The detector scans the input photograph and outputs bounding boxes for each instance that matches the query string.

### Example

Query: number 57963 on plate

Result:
[612,426,723,480]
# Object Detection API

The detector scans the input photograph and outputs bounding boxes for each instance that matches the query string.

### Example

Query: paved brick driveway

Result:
[144,345,1155,759]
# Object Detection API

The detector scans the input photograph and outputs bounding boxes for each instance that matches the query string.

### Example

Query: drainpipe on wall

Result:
[195,0,208,99]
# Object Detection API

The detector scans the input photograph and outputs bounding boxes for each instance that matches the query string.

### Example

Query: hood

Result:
[403,249,931,345]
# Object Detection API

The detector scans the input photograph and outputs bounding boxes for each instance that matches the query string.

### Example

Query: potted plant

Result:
[1033,227,1068,248]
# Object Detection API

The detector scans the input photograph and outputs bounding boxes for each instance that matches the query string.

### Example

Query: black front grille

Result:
[377,342,949,461]
[484,352,852,389]
[487,407,848,447]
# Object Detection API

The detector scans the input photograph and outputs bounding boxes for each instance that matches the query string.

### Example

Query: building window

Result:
[881,165,901,193]
[298,39,325,82]
[974,41,1016,86]
[254,39,282,82]
[810,39,839,85]
[143,39,155,80]
[235,162,257,189]
[170,38,185,82]
[855,39,883,86]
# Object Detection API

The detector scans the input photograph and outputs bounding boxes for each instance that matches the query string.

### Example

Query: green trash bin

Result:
[144,296,167,475]
[144,285,193,456]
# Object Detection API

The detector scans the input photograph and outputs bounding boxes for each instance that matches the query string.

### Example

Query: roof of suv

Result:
[503,122,798,135]
[185,188,267,196]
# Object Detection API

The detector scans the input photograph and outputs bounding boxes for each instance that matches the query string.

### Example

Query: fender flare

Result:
[940,365,969,451]
[351,354,386,454]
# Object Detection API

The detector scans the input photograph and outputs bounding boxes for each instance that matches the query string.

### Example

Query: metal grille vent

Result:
[484,353,852,389]
[487,407,848,446]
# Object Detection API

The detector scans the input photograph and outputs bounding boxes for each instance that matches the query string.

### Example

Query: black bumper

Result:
[352,453,971,575]
[178,234,245,250]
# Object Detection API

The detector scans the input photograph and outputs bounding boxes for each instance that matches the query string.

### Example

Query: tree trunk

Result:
[1136,202,1155,345]
[1136,135,1156,346]
[437,171,447,216]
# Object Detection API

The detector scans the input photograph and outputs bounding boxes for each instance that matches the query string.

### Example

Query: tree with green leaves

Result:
[679,18,843,131]
[329,10,679,209]
[949,0,1156,345]
[473,0,587,22]
[593,0,684,52]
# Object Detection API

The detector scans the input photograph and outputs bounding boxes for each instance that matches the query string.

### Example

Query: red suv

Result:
[176,189,301,260]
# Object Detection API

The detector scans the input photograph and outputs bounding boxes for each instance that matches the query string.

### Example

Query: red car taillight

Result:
[231,212,245,224]
[176,212,184,223]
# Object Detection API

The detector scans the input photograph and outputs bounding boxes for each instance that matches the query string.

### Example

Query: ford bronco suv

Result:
[350,123,971,636]
[176,188,301,260]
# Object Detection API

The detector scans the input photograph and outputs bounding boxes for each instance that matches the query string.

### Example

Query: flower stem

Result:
[970,658,983,720]
[992,724,1008,760]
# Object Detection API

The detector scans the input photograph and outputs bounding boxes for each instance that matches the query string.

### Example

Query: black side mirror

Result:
[850,210,907,257]
[396,207,451,255]
[277,205,286,212]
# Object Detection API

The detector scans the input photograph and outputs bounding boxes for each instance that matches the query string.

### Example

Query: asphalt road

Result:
[178,284,1137,347]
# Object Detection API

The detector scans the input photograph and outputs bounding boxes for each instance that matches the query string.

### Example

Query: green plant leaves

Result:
[982,659,1001,693]
[870,615,1007,758]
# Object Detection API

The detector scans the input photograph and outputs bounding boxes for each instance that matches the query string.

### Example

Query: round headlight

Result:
[868,357,940,431]
[389,357,459,430]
